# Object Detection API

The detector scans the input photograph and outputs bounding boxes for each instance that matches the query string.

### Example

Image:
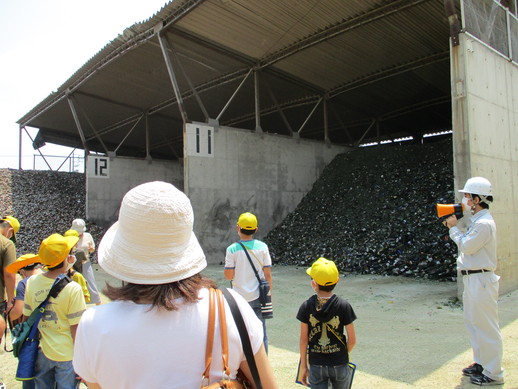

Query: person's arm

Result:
[9,299,24,321]
[4,271,16,310]
[224,268,235,280]
[298,322,310,387]
[263,267,272,292]
[70,324,79,342]
[239,344,278,389]
[345,322,356,353]
[87,235,95,253]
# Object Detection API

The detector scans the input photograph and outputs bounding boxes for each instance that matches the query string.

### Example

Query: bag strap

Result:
[216,289,230,377]
[202,288,231,386]
[7,274,71,354]
[202,288,216,382]
[220,287,263,389]
[237,242,262,286]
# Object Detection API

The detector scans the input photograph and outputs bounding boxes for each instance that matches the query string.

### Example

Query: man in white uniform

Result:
[445,177,504,386]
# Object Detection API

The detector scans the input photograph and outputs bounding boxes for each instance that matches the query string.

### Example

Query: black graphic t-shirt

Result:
[296,294,357,366]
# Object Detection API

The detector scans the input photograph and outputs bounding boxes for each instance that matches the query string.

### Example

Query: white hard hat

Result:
[459,177,493,196]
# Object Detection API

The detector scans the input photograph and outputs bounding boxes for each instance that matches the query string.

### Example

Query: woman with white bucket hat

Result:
[72,181,278,389]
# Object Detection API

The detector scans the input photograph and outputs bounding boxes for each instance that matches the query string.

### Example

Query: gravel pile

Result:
[264,138,458,281]
[0,169,107,262]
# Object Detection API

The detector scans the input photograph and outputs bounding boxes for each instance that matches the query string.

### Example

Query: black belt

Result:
[460,269,491,276]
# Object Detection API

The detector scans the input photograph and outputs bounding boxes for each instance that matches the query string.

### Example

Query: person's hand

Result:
[445,215,458,228]
[300,365,310,387]
[6,299,14,312]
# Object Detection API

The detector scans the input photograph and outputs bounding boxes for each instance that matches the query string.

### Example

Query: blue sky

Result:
[0,0,168,170]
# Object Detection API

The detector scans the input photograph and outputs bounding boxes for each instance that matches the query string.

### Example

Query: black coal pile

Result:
[265,139,458,281]
[0,169,107,262]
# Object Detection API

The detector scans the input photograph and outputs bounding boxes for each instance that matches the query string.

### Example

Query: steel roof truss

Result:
[158,32,189,124]
[264,78,294,136]
[170,41,210,122]
[254,69,262,132]
[216,68,253,122]
[330,104,354,144]
[298,96,323,136]
[76,100,110,155]
[67,94,90,154]
[22,126,53,170]
[356,119,377,147]
[114,114,145,154]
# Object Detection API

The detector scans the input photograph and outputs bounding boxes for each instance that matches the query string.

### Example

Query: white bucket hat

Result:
[71,219,87,234]
[98,181,207,284]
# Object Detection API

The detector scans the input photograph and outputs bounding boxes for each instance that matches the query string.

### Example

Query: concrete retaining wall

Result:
[451,34,518,294]
[86,156,183,226]
[185,124,349,262]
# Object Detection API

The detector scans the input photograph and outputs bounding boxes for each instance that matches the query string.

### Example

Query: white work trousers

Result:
[463,272,504,380]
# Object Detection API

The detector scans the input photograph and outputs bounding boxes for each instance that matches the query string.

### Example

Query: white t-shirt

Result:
[77,232,95,258]
[225,240,272,302]
[73,288,263,389]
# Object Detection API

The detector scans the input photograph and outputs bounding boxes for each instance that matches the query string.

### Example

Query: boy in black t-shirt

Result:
[297,258,357,389]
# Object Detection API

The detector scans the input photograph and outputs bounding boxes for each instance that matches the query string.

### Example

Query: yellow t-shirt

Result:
[23,274,86,361]
[70,271,90,303]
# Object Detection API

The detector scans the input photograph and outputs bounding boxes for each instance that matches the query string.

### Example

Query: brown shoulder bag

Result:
[201,288,249,389]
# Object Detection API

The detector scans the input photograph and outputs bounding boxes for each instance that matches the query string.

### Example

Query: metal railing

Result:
[462,0,518,63]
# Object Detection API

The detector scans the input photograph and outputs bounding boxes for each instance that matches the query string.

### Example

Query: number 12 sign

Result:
[88,156,110,178]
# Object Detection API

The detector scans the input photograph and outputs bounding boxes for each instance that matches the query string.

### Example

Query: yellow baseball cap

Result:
[64,229,79,237]
[237,212,258,230]
[306,257,339,286]
[6,253,40,274]
[2,216,20,242]
[38,234,79,267]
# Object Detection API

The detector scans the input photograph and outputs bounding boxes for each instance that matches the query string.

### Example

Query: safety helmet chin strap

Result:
[472,193,492,206]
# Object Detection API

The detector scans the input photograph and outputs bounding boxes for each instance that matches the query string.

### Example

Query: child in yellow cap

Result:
[296,257,357,388]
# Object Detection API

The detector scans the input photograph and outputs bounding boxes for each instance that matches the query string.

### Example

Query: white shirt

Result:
[73,288,263,389]
[449,209,497,271]
[225,240,272,302]
[77,232,95,258]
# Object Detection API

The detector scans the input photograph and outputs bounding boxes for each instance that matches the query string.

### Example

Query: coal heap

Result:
[264,138,458,281]
[0,169,107,262]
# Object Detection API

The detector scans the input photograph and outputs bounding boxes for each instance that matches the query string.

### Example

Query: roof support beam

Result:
[22,126,53,170]
[18,126,23,170]
[158,32,189,124]
[323,97,330,143]
[356,119,377,146]
[298,96,322,135]
[145,113,152,161]
[330,105,354,144]
[169,40,210,122]
[114,114,145,154]
[216,68,253,121]
[76,101,110,155]
[67,94,90,154]
[254,69,262,133]
[264,79,294,136]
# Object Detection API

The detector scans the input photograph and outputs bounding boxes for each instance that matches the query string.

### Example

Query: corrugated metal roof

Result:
[18,0,459,159]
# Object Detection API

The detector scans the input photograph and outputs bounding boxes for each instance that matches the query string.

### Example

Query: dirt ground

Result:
[1,264,517,388]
